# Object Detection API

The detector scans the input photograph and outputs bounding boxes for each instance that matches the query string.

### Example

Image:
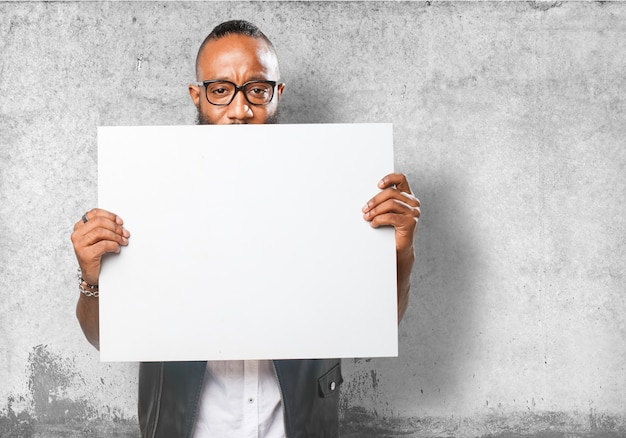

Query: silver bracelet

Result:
[79,283,99,298]
[77,268,99,298]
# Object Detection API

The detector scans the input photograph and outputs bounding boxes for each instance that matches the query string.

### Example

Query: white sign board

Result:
[98,124,397,361]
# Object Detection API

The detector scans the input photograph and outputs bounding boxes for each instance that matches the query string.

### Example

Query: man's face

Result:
[189,34,284,125]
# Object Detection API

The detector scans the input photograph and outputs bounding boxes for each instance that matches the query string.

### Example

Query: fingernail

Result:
[122,237,129,245]
[378,180,385,188]
[116,216,124,224]
[362,203,369,212]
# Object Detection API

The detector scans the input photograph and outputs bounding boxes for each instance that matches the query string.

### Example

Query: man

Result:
[72,20,420,437]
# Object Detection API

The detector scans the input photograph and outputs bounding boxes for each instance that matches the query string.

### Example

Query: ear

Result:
[276,83,285,101]
[189,83,201,107]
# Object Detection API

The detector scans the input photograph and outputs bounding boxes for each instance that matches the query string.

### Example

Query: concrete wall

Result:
[1,1,625,437]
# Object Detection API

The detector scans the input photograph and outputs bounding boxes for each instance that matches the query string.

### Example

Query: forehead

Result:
[197,34,279,81]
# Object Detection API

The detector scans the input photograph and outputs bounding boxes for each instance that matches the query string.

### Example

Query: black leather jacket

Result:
[138,359,343,438]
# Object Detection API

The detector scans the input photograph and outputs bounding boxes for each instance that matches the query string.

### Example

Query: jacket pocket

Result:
[318,362,343,398]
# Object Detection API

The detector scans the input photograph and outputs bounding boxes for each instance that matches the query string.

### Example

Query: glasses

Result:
[195,80,278,106]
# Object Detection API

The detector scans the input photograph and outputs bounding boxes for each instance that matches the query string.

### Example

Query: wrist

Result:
[77,268,99,298]
[77,267,99,287]
[397,246,415,264]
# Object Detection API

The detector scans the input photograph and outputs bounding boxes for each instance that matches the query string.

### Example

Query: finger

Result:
[79,226,130,248]
[363,188,420,213]
[72,221,129,251]
[363,198,421,222]
[74,228,128,268]
[84,239,125,257]
[74,214,130,240]
[369,211,418,233]
[369,212,418,233]
[74,208,124,231]
[87,215,129,237]
[378,173,413,194]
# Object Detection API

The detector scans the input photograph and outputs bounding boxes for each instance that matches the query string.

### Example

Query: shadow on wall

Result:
[339,169,483,435]
[412,167,484,380]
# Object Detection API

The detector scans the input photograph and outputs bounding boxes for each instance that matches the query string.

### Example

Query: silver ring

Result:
[82,213,88,224]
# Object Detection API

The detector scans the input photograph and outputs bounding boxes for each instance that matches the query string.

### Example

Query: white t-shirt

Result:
[192,359,285,438]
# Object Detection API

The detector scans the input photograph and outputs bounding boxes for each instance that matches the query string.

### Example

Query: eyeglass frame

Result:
[194,79,280,107]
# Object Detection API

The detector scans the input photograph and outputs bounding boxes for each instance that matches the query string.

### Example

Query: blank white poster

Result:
[98,123,397,361]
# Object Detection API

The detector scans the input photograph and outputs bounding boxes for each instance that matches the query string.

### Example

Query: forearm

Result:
[76,294,100,350]
[71,208,130,351]
[362,173,420,324]
[396,246,415,324]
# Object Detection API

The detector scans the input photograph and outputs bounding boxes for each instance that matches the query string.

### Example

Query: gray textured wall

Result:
[1,2,625,437]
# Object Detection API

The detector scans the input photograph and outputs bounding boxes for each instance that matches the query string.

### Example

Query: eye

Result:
[207,82,234,96]
[249,87,268,95]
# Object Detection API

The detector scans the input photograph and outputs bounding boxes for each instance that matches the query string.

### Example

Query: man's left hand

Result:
[362,172,420,322]
[362,172,420,252]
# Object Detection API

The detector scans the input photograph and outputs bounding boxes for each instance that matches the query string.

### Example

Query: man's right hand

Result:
[72,208,129,350]
[71,208,130,286]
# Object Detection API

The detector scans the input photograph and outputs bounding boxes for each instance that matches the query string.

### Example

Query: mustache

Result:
[195,107,280,125]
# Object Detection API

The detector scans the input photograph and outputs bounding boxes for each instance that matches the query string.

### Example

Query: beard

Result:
[195,106,280,125]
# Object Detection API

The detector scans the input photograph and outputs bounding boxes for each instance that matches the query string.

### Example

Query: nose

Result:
[226,89,253,123]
